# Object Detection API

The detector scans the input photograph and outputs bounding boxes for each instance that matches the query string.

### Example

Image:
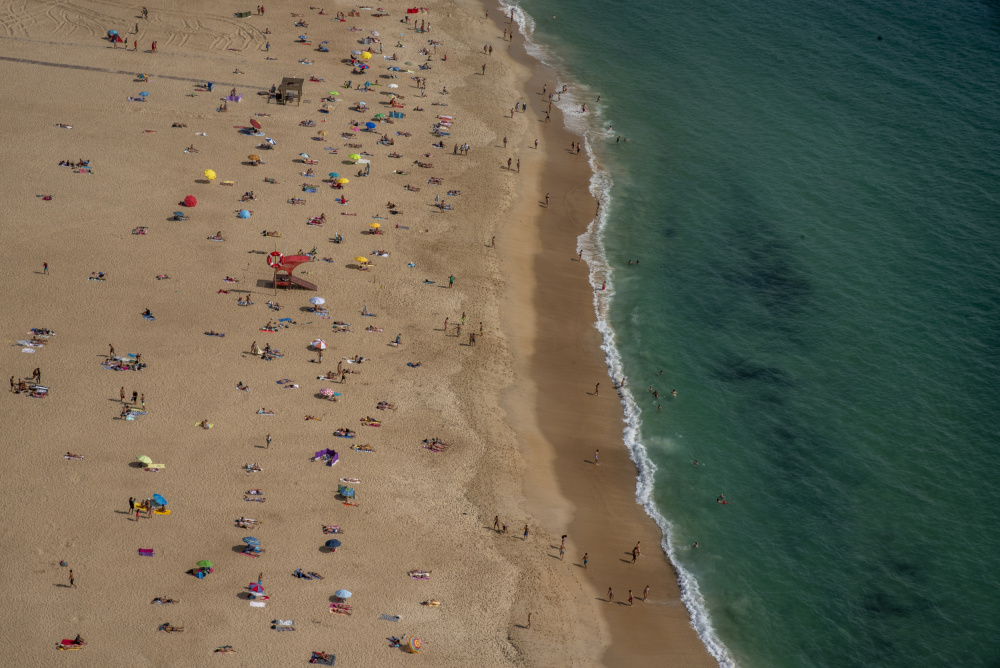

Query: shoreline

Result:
[491,2,718,665]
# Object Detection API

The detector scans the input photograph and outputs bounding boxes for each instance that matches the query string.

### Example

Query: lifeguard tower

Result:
[277,77,304,106]
[267,252,316,290]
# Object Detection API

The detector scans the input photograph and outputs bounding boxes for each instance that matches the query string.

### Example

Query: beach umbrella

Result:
[183,195,197,207]
[374,113,387,118]
[137,455,152,465]
[318,130,328,138]
[250,119,262,130]
[365,122,376,130]
[299,152,310,159]
[351,50,362,55]
[387,84,398,89]
[249,582,265,593]
[348,153,361,160]
[361,51,372,60]
[310,296,326,305]
[407,637,422,653]
[311,338,327,350]
[320,388,337,397]
[243,537,260,547]
[334,589,352,599]
[325,539,342,549]
[203,169,216,181]
[108,29,119,36]
[354,256,369,264]
[327,91,339,96]
[152,493,167,506]
[265,137,276,145]
[369,222,380,229]
[299,35,308,40]
[336,178,350,184]
[238,209,252,219]
[328,172,339,179]
[139,91,149,97]
[196,560,213,568]
[247,154,261,161]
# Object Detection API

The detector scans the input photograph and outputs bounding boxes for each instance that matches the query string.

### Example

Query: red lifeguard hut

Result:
[267,252,317,290]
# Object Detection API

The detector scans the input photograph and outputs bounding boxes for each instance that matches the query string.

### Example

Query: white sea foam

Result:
[500,2,736,666]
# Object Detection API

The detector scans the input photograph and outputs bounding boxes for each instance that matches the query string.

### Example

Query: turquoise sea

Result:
[501,0,1000,665]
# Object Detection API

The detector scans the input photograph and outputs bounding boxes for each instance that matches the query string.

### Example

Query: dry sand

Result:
[0,0,714,665]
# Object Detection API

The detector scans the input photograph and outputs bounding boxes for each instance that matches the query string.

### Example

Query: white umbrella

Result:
[351,50,362,55]
[388,84,398,88]
[299,153,310,159]
[265,137,276,145]
[310,296,326,305]
[311,339,327,350]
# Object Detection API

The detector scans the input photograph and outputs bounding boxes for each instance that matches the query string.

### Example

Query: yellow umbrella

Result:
[354,256,369,263]
[336,178,349,184]
[317,130,329,138]
[348,153,361,160]
[361,51,372,60]
[248,154,261,161]
[369,222,380,229]
[203,169,217,181]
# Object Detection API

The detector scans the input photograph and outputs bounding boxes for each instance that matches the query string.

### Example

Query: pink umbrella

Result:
[320,388,336,397]
[311,339,327,350]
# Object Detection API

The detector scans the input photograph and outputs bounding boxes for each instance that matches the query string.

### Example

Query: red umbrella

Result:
[183,195,197,207]
[250,119,262,130]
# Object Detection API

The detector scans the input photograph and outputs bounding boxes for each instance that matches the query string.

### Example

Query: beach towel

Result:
[138,548,155,556]
[310,652,336,666]
[379,614,401,622]
[250,601,266,608]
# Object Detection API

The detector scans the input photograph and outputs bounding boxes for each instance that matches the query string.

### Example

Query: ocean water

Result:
[500,0,1000,666]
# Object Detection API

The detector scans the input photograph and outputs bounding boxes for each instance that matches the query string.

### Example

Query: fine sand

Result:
[0,0,715,665]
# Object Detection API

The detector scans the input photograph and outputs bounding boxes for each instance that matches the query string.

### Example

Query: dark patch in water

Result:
[713,359,793,387]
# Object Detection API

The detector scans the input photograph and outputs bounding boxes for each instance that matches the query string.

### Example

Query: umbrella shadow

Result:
[128,461,146,469]
[194,179,212,185]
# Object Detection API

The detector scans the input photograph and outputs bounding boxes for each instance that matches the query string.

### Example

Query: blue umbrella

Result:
[243,537,260,547]
[238,209,251,219]
[265,137,276,145]
[325,539,341,549]
[334,589,352,599]
[108,29,118,36]
[152,493,167,506]
[139,91,149,97]
[299,35,308,40]
[329,172,339,179]
[365,122,376,129]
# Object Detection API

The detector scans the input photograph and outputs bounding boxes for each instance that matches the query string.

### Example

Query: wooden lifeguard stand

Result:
[278,77,304,106]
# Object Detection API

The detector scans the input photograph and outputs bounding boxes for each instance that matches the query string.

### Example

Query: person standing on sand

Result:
[494,515,500,531]
[527,612,532,629]
[490,236,495,247]
[608,587,614,603]
[594,449,599,465]
[120,387,125,402]
[545,193,550,207]
[266,434,271,449]
[109,344,115,357]
[594,383,599,396]
[559,544,565,560]
[523,524,529,541]
[69,570,76,588]
[151,41,156,52]
[140,393,145,410]
[448,275,455,288]
[10,376,15,392]
[503,136,507,148]
[643,585,650,601]
[631,547,637,564]
[133,40,137,51]
[628,590,634,606]
[583,552,589,569]
[43,262,48,275]
[132,391,138,405]
[128,497,135,513]
[634,541,641,558]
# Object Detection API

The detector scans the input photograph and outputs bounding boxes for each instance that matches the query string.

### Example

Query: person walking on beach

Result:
[266,434,271,449]
[109,344,115,357]
[559,544,566,560]
[448,275,455,288]
[128,497,135,513]
[494,515,500,531]
[634,541,641,558]
[151,41,156,52]
[527,612,532,629]
[523,524,529,541]
[582,552,589,569]
[608,587,614,603]
[136,507,142,522]
[443,317,449,332]
[545,193,550,207]
[503,136,507,148]
[490,236,495,247]
[643,585,650,601]
[628,590,634,606]
[43,262,48,275]
[594,449,599,465]
[516,158,520,173]
[507,157,512,170]
[120,387,125,402]
[133,40,137,51]
[631,547,637,564]
[132,391,138,405]
[140,393,145,410]
[69,570,76,588]
[594,383,599,396]
[481,64,486,75]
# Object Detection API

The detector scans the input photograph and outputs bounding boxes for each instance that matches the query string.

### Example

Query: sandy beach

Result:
[0,0,714,665]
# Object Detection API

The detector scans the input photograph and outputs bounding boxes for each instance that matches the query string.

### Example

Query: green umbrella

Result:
[374,113,386,119]
[196,560,213,568]
[348,153,361,160]
[137,455,152,465]
[327,91,340,96]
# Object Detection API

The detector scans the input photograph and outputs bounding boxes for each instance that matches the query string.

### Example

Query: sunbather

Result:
[151,597,178,604]
[161,623,184,633]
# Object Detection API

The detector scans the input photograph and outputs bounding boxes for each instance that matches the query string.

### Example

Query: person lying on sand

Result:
[151,597,178,604]
[161,624,184,633]
[198,420,211,429]
[257,408,275,415]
